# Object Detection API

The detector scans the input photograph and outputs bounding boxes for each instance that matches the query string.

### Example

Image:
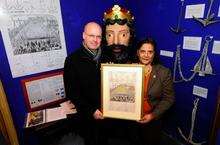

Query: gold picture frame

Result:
[101,63,145,120]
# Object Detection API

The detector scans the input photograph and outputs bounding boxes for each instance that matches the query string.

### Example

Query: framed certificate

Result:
[101,64,145,120]
[21,71,65,111]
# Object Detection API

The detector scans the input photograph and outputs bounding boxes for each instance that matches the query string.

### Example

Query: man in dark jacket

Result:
[63,22,103,145]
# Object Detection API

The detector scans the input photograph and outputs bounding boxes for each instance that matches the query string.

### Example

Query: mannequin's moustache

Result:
[107,44,127,53]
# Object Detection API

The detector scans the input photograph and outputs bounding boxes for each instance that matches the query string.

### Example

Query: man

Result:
[63,22,103,145]
[102,5,135,63]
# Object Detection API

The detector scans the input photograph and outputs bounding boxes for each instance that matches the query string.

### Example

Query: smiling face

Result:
[137,43,155,66]
[83,22,102,50]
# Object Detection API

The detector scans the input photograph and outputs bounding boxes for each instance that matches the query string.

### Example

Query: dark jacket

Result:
[63,45,101,119]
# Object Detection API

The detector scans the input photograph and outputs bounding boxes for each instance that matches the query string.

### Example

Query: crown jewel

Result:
[103,5,134,22]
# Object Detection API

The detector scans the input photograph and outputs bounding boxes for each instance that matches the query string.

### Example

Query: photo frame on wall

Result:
[101,64,145,121]
[21,71,65,111]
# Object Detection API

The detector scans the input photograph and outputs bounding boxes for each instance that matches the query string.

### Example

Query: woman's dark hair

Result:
[136,38,160,65]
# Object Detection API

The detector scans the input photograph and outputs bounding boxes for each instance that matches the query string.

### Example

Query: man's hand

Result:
[137,113,155,124]
[93,109,104,120]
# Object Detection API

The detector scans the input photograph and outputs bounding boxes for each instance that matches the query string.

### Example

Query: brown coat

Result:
[147,64,175,119]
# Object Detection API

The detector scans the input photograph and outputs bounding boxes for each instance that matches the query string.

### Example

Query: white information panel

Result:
[185,4,205,19]
[193,85,208,99]
[218,5,220,17]
[0,0,67,77]
[212,41,220,54]
[183,36,202,51]
[160,50,174,58]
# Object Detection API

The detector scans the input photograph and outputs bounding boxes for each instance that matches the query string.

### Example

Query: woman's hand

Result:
[93,109,104,120]
[137,113,155,124]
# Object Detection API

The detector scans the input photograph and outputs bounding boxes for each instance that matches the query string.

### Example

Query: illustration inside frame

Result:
[101,64,145,120]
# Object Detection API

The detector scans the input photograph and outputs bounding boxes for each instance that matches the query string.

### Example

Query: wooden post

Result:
[0,80,19,145]
[209,87,220,145]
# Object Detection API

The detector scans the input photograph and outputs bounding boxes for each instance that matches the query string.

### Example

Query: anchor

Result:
[193,0,220,27]
[170,0,186,34]
[173,45,181,82]
[173,45,196,82]
[173,36,215,82]
[178,98,206,145]
[192,36,214,76]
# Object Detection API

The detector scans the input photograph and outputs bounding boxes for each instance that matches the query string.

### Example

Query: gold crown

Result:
[103,5,134,22]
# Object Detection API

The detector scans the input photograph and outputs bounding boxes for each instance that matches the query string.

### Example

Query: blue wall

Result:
[0,0,220,145]
[61,0,129,55]
[0,1,128,145]
[129,0,220,144]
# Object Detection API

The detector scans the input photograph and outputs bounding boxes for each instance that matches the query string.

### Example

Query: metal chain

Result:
[173,36,213,82]
[173,45,197,82]
[178,98,206,145]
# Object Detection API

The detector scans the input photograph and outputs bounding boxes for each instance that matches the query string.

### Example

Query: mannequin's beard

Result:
[105,44,130,63]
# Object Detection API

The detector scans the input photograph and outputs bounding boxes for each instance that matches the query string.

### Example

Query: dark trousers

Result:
[98,118,162,145]
[137,119,162,145]
[78,118,108,145]
[80,118,162,145]
[95,119,142,145]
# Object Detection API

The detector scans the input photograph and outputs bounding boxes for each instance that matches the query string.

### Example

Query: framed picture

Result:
[25,110,46,128]
[21,71,65,111]
[101,64,145,120]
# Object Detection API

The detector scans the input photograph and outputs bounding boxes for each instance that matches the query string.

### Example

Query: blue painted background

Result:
[0,1,128,145]
[129,0,220,144]
[0,0,220,144]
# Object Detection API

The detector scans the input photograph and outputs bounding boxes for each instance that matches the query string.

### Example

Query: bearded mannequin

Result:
[102,5,135,63]
[95,5,142,145]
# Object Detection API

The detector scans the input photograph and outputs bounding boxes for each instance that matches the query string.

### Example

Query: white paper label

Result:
[218,5,220,17]
[183,36,202,51]
[160,50,174,57]
[185,4,205,18]
[212,41,220,54]
[193,85,208,99]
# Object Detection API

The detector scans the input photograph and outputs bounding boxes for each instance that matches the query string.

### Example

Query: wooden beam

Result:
[0,80,19,145]
[209,87,220,145]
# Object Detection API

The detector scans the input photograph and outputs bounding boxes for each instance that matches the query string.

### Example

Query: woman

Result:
[136,38,175,145]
